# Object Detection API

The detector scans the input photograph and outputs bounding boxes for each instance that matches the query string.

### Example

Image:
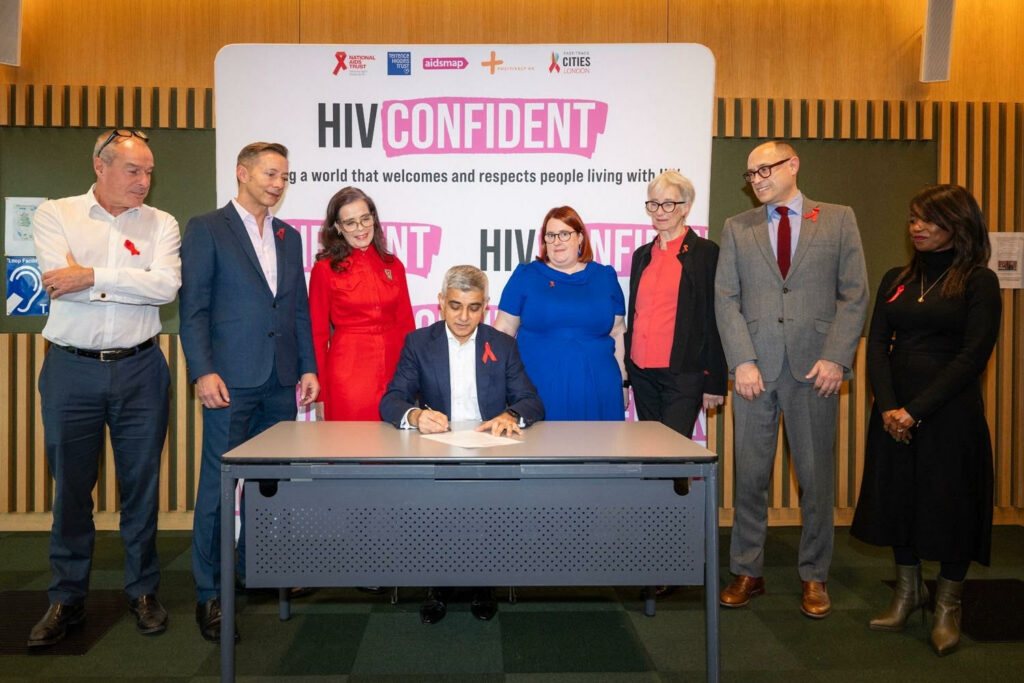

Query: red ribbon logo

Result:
[275,228,285,240]
[886,284,905,303]
[482,341,497,364]
[333,51,347,75]
[549,53,561,73]
[803,206,821,223]
[124,239,140,255]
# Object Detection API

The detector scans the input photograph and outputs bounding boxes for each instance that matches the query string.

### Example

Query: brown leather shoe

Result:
[720,575,765,607]
[800,581,831,618]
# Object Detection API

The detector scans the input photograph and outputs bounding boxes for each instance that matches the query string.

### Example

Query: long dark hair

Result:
[316,186,393,271]
[891,184,990,298]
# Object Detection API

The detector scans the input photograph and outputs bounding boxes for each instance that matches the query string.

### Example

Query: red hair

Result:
[536,206,594,263]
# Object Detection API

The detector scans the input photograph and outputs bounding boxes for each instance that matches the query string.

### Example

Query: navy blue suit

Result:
[179,202,316,603]
[380,321,544,427]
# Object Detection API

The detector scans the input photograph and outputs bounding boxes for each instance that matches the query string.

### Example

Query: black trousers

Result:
[626,359,703,438]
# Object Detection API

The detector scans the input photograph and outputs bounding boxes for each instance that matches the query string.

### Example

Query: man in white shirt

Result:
[29,129,182,647]
[379,265,544,622]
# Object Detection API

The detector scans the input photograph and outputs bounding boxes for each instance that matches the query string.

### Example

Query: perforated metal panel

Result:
[244,475,705,587]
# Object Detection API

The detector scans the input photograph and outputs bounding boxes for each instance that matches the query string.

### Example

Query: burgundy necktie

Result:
[776,206,791,278]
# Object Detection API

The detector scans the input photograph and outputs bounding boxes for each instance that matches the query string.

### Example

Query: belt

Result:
[54,337,156,362]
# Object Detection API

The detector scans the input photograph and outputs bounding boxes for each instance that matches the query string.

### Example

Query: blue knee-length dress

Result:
[498,260,625,420]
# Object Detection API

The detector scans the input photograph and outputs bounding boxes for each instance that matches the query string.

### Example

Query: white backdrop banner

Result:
[215,43,716,440]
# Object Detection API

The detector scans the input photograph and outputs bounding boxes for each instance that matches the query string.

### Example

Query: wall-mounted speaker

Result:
[0,0,22,66]
[920,0,955,82]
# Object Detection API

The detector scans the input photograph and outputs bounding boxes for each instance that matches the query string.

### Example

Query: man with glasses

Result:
[179,142,319,642]
[715,141,868,619]
[29,129,181,647]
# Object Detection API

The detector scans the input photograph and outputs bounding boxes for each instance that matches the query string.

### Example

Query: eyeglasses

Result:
[543,230,577,243]
[337,214,375,231]
[742,157,791,183]
[645,200,686,213]
[95,129,149,158]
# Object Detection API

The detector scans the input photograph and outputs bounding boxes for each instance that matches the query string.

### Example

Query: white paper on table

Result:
[421,429,523,449]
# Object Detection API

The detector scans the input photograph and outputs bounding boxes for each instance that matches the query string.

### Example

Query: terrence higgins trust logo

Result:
[332,50,376,75]
[387,51,412,75]
[549,49,591,75]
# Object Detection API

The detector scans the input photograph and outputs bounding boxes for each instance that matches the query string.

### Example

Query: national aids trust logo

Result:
[332,49,376,76]
[286,219,442,279]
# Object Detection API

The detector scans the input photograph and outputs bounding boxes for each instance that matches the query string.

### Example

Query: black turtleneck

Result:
[865,248,1001,420]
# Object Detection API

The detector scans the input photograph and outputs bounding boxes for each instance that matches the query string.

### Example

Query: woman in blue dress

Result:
[494,206,627,420]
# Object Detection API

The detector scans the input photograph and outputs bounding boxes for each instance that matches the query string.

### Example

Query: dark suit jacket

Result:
[379,321,544,427]
[179,202,316,388]
[625,228,728,395]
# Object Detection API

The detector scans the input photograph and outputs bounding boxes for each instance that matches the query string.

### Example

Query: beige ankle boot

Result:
[870,563,928,631]
[930,577,964,655]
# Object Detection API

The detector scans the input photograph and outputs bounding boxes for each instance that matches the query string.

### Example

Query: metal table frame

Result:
[219,421,719,682]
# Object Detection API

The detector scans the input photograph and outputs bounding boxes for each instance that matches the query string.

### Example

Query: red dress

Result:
[308,248,415,420]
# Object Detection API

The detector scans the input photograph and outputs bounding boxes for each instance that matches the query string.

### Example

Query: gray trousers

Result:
[729,356,837,582]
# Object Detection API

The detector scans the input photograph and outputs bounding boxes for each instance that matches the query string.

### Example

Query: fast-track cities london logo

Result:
[549,53,561,73]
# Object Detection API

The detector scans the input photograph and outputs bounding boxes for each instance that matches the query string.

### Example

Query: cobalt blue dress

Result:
[499,260,626,420]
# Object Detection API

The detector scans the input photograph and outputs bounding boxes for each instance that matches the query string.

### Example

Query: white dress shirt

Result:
[231,198,278,296]
[33,186,181,350]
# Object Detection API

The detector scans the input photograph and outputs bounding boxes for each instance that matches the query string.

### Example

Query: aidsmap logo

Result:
[422,56,468,70]
[387,51,412,75]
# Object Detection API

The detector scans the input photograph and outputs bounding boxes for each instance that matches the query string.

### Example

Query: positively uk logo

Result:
[480,50,534,75]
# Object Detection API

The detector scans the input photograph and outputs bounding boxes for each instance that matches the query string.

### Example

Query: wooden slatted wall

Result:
[1,89,1021,529]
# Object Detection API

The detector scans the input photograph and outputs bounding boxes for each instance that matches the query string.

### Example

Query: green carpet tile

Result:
[0,526,1021,682]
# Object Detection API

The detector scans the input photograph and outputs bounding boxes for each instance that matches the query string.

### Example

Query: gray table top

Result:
[222,420,717,464]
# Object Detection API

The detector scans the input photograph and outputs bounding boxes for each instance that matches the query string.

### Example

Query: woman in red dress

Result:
[309,187,415,420]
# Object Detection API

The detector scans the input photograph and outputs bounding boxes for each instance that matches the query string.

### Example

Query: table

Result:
[220,421,719,682]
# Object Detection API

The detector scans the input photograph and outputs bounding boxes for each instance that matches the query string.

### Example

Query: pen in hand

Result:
[421,404,451,432]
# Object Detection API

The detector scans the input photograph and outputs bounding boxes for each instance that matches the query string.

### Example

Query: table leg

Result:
[220,467,236,683]
[704,464,720,682]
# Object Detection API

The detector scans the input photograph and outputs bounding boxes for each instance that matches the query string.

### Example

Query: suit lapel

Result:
[750,210,781,281]
[224,203,274,297]
[428,323,452,416]
[787,199,818,277]
[273,219,287,297]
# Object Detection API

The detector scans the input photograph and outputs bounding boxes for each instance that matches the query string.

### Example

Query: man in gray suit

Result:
[715,141,868,618]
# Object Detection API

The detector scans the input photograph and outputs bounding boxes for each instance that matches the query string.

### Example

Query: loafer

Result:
[470,589,498,621]
[196,597,240,643]
[720,575,766,608]
[419,588,447,625]
[800,580,832,619]
[27,602,85,647]
[129,593,168,635]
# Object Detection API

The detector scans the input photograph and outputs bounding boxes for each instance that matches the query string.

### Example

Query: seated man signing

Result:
[379,264,544,623]
[380,264,544,436]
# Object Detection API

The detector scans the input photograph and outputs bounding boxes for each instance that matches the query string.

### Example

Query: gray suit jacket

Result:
[714,197,868,383]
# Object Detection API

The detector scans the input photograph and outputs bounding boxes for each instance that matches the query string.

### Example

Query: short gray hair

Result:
[441,265,488,297]
[647,170,695,204]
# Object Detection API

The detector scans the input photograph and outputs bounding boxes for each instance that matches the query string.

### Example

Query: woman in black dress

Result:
[851,184,1000,656]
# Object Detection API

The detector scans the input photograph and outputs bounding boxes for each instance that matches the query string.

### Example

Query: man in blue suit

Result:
[380,265,543,622]
[179,142,319,642]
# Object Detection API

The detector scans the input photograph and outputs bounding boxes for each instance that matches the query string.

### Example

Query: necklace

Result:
[918,266,952,302]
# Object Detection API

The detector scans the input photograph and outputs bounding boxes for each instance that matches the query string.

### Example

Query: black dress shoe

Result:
[654,585,679,597]
[236,575,314,599]
[419,588,447,625]
[129,593,168,635]
[196,597,240,643]
[470,588,498,621]
[27,602,85,647]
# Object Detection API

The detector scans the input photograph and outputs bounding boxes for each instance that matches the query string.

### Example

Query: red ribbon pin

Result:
[124,239,140,255]
[803,207,820,223]
[886,284,905,303]
[482,341,497,364]
[333,51,347,74]
[275,228,285,240]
